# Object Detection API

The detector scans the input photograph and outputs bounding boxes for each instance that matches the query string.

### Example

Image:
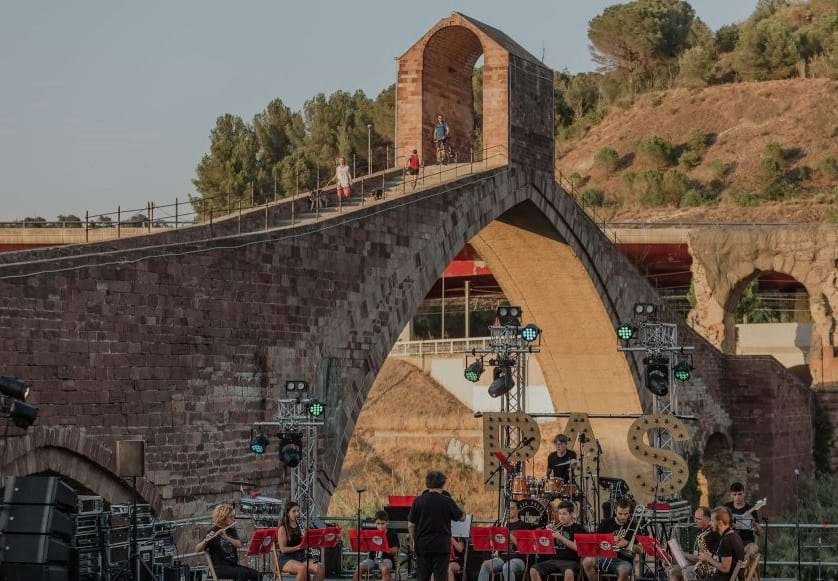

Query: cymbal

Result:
[227,480,258,487]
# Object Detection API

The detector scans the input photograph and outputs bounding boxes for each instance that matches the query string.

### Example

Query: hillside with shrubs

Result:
[552,0,837,222]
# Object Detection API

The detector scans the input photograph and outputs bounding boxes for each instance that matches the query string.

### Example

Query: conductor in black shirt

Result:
[546,435,577,482]
[408,470,466,581]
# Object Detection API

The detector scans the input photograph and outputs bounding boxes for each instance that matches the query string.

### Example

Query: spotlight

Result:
[279,432,303,468]
[488,366,514,398]
[0,376,30,401]
[520,324,541,343]
[643,357,669,397]
[634,303,656,316]
[464,360,484,383]
[496,306,522,325]
[285,380,309,392]
[9,400,37,429]
[673,354,692,382]
[307,399,325,417]
[616,324,636,341]
[250,433,269,455]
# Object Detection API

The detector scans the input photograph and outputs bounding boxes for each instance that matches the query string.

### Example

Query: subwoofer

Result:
[0,563,69,581]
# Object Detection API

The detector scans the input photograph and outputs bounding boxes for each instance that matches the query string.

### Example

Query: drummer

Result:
[546,435,577,482]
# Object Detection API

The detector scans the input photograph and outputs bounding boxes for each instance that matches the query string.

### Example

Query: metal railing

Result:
[0,144,508,245]
[389,336,492,357]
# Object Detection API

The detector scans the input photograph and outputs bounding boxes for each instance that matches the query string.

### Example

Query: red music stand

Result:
[512,529,556,555]
[303,527,342,548]
[348,529,391,553]
[575,534,617,558]
[247,528,277,556]
[636,535,668,559]
[388,496,416,507]
[470,526,511,552]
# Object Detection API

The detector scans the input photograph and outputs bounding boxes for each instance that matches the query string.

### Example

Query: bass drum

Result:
[515,498,547,528]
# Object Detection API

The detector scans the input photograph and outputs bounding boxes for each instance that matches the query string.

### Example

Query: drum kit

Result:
[507,475,581,527]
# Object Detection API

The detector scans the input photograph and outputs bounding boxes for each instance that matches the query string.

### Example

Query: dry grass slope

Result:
[557,79,838,222]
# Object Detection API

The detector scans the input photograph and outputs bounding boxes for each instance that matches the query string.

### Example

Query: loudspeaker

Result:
[2,477,77,511]
[0,504,73,539]
[162,563,191,581]
[116,440,145,477]
[0,563,69,581]
[0,532,71,563]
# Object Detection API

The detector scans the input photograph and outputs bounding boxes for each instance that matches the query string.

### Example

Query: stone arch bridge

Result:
[0,13,813,518]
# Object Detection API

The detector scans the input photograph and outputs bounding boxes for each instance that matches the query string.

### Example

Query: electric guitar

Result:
[731,498,766,531]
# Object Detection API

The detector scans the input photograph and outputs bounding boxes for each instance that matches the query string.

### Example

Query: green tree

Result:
[253,99,301,197]
[677,45,715,87]
[715,24,740,53]
[588,0,695,87]
[192,114,258,211]
[734,16,800,80]
[564,73,602,119]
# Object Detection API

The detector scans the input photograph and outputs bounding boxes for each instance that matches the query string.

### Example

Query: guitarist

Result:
[581,499,637,581]
[196,503,259,581]
[723,482,762,561]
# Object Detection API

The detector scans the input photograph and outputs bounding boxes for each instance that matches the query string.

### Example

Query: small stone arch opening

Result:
[699,432,734,507]
[421,25,485,162]
[726,270,813,384]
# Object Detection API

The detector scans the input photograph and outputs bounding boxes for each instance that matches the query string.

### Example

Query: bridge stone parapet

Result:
[0,164,813,515]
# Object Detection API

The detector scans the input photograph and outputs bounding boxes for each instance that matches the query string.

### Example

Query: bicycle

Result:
[434,140,457,165]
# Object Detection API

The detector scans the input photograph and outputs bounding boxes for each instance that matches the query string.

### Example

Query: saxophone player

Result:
[669,507,720,581]
[581,500,635,581]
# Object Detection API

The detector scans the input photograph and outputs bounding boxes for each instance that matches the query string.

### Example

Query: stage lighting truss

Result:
[252,398,324,528]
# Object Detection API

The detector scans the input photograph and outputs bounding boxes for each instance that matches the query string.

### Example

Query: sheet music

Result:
[668,537,689,568]
[451,515,472,538]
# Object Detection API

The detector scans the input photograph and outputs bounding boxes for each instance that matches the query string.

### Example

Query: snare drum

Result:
[559,483,579,497]
[510,476,529,500]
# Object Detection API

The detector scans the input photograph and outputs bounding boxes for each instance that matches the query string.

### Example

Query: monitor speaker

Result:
[2,477,77,511]
[116,440,145,477]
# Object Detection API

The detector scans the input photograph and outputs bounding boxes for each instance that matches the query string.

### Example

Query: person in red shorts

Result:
[335,156,352,200]
[407,149,421,190]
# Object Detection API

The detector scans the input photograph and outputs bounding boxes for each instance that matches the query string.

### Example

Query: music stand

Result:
[304,527,342,548]
[348,529,391,553]
[574,533,617,559]
[470,526,510,552]
[248,528,278,556]
[512,529,556,556]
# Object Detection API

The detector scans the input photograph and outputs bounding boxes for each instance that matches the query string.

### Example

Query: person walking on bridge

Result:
[335,157,353,201]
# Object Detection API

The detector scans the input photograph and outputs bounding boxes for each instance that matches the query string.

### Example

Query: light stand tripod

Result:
[356,487,365,581]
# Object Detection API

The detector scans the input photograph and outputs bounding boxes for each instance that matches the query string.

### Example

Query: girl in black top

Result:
[195,503,259,581]
[277,501,326,581]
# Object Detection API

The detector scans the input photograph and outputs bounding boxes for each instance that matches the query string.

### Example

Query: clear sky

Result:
[0,1,756,220]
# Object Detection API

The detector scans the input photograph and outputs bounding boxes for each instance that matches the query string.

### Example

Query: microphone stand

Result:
[484,438,532,524]
[594,440,603,528]
[356,487,365,581]
[578,434,587,529]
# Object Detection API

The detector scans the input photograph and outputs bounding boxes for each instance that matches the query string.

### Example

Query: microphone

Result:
[355,487,366,493]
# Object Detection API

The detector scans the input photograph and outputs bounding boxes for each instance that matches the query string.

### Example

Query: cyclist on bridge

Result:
[432,114,450,164]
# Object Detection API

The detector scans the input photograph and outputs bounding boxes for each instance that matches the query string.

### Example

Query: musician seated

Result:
[478,500,530,581]
[581,499,635,581]
[531,501,584,581]
[195,503,259,581]
[354,511,401,581]
[448,537,465,581]
[277,501,326,581]
[698,507,745,581]
[668,507,719,581]
[546,435,577,482]
[723,482,761,561]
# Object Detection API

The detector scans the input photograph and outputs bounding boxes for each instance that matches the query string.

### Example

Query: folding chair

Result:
[204,551,235,581]
[730,559,748,581]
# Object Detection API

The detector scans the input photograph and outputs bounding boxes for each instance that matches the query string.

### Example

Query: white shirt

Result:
[336,165,351,186]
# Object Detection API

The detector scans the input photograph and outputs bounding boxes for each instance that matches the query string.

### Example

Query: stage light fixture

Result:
[9,400,38,429]
[285,380,309,392]
[250,433,269,455]
[616,324,636,341]
[634,303,656,316]
[307,399,325,418]
[279,432,303,468]
[520,324,541,343]
[488,366,515,398]
[673,354,692,382]
[496,305,523,325]
[0,376,30,401]
[643,357,669,397]
[464,360,484,383]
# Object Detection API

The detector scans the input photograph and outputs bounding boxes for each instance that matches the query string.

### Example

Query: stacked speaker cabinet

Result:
[0,476,78,581]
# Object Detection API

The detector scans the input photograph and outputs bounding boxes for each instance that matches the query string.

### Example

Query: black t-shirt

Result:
[714,530,745,580]
[597,518,635,561]
[368,529,401,560]
[206,526,239,566]
[546,451,577,481]
[408,490,465,555]
[724,502,759,545]
[551,522,585,561]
